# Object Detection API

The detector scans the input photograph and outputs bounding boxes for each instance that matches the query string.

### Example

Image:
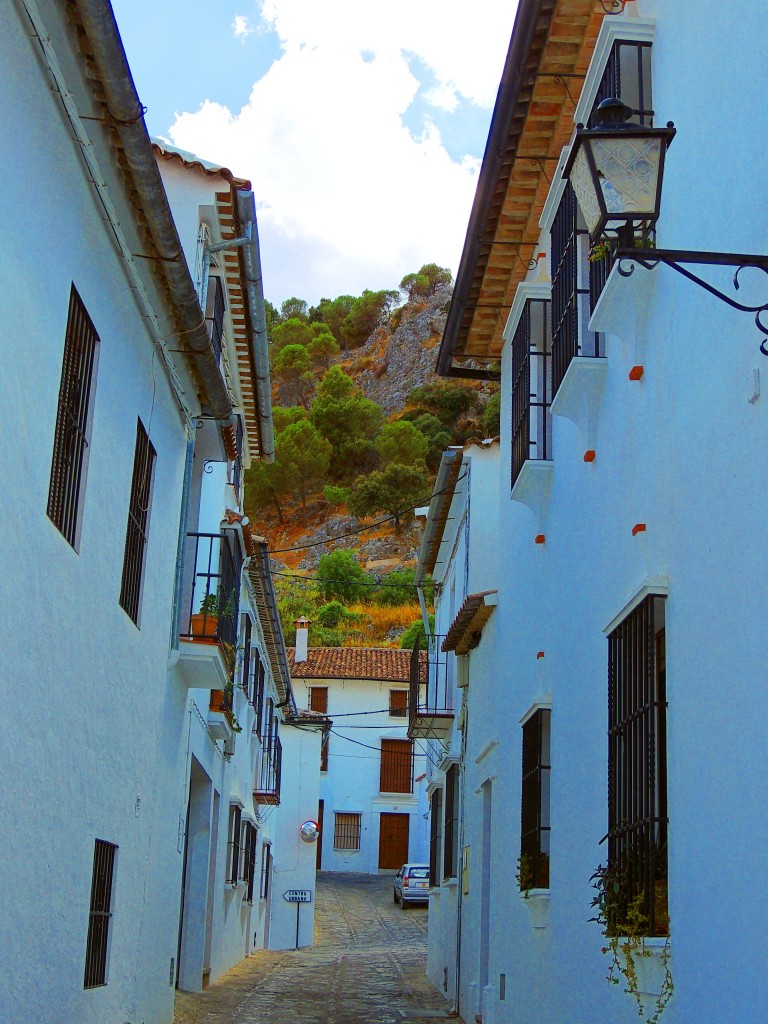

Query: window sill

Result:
[600,935,671,999]
[510,460,554,518]
[588,256,658,363]
[550,356,607,447]
[520,888,550,929]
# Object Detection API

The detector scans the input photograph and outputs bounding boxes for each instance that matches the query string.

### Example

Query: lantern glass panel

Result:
[592,134,663,224]
[570,145,603,236]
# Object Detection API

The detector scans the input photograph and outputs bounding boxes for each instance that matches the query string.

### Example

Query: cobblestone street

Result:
[173,873,457,1024]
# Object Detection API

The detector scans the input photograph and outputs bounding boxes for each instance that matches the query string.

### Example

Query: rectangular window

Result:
[226,805,242,885]
[252,652,264,726]
[259,843,272,900]
[511,298,552,487]
[241,617,253,695]
[388,689,408,717]
[309,686,328,713]
[550,184,600,397]
[443,764,460,880]
[607,595,668,935]
[333,812,361,850]
[48,285,100,550]
[520,709,551,890]
[242,822,257,904]
[83,839,117,989]
[380,739,413,793]
[205,275,225,361]
[320,733,329,773]
[119,419,156,625]
[429,789,443,887]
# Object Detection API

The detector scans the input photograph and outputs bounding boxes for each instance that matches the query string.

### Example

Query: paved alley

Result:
[173,873,457,1024]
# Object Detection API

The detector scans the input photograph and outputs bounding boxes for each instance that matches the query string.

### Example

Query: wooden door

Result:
[378,812,410,869]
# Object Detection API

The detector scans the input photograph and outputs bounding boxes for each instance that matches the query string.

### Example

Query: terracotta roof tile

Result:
[287,647,420,682]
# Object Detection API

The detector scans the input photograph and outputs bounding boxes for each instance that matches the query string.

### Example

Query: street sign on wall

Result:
[283,889,312,903]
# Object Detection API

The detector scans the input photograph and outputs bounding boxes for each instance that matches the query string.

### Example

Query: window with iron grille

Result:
[83,839,117,989]
[607,594,668,935]
[226,805,242,885]
[309,686,328,713]
[550,184,601,398]
[119,419,156,625]
[333,812,361,850]
[254,658,265,734]
[588,40,654,309]
[48,285,100,550]
[511,299,552,487]
[320,733,329,773]
[520,709,551,890]
[241,617,252,695]
[242,822,258,904]
[205,275,225,361]
[231,415,244,496]
[429,789,442,887]
[443,765,460,880]
[259,843,272,900]
[389,689,408,717]
[380,739,413,793]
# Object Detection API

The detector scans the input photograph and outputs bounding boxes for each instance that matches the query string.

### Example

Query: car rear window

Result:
[407,868,429,879]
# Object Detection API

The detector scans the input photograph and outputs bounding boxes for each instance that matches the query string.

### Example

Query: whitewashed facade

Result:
[426,3,768,1024]
[288,631,430,877]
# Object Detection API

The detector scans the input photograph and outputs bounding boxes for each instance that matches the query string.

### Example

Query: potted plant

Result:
[190,591,220,640]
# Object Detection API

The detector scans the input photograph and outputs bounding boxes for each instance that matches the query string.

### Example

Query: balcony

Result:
[254,735,282,805]
[408,635,453,741]
[207,689,236,742]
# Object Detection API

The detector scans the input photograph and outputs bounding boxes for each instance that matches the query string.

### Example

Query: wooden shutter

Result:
[380,739,413,793]
[118,419,156,624]
[309,686,328,713]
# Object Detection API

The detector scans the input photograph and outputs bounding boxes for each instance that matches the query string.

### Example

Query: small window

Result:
[333,812,361,851]
[83,839,117,989]
[320,733,329,773]
[205,275,225,361]
[607,595,668,935]
[429,789,443,887]
[242,822,258,904]
[520,709,551,890]
[380,739,413,793]
[259,843,272,900]
[309,686,328,713]
[118,419,156,625]
[241,617,253,695]
[388,690,408,717]
[253,653,265,729]
[226,805,242,885]
[511,298,552,487]
[48,285,100,550]
[443,764,460,880]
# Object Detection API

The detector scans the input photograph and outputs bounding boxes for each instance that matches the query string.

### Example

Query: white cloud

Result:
[170,1,518,303]
[232,14,253,38]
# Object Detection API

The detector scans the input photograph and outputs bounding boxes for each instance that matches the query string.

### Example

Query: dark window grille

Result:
[243,822,257,904]
[333,812,361,850]
[591,40,653,127]
[443,765,460,880]
[607,595,668,935]
[119,420,156,625]
[205,276,225,361]
[241,617,252,695]
[254,659,266,734]
[232,415,244,496]
[380,739,414,793]
[226,805,242,885]
[83,839,117,989]
[309,687,328,713]
[181,530,243,648]
[389,689,408,717]
[520,709,551,889]
[429,789,442,887]
[551,185,600,398]
[48,285,100,549]
[320,733,329,773]
[260,844,272,900]
[511,298,552,487]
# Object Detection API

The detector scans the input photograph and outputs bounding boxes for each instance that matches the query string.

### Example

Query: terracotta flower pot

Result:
[189,613,218,640]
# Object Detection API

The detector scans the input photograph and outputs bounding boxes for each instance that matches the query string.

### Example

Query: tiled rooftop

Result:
[287,647,417,682]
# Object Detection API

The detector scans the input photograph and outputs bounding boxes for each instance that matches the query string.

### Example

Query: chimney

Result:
[294,616,311,664]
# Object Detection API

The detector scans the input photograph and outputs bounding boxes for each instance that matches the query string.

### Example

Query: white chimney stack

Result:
[294,616,311,664]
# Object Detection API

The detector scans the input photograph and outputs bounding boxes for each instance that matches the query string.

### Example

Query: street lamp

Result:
[563,98,768,354]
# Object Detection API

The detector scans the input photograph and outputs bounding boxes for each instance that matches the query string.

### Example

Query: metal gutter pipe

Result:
[75,0,234,424]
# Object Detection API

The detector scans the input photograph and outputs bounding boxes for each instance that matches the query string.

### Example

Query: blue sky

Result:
[111,0,519,305]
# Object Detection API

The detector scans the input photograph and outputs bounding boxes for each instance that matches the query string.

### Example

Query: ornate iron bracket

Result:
[615,248,768,356]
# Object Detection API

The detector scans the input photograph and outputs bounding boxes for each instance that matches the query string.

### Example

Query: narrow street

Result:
[174,873,457,1024]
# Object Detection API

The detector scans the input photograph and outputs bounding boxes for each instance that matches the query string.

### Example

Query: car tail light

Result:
[403,874,409,884]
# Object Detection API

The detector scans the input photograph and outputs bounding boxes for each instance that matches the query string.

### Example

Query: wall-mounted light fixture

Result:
[563,98,768,355]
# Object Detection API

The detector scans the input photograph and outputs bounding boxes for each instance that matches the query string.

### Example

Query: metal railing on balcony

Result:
[408,635,453,741]
[180,531,242,648]
[254,735,282,805]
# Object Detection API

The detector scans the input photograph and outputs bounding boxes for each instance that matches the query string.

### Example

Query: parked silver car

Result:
[393,864,430,907]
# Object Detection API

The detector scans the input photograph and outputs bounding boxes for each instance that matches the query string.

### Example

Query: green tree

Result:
[315,365,355,401]
[310,370,383,479]
[271,317,314,352]
[273,344,315,405]
[375,420,429,467]
[348,462,429,531]
[316,550,369,603]
[309,295,357,346]
[400,264,452,300]
[483,392,501,437]
[307,330,340,369]
[272,406,307,433]
[276,420,332,516]
[409,381,474,425]
[280,296,308,321]
[341,289,399,349]
[323,484,351,505]
[410,413,452,470]
[244,458,294,523]
[399,614,435,650]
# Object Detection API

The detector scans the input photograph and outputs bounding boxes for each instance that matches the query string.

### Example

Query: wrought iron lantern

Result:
[563,98,676,244]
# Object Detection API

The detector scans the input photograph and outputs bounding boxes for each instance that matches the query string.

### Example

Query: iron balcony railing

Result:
[255,735,282,805]
[180,530,242,649]
[408,635,453,740]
